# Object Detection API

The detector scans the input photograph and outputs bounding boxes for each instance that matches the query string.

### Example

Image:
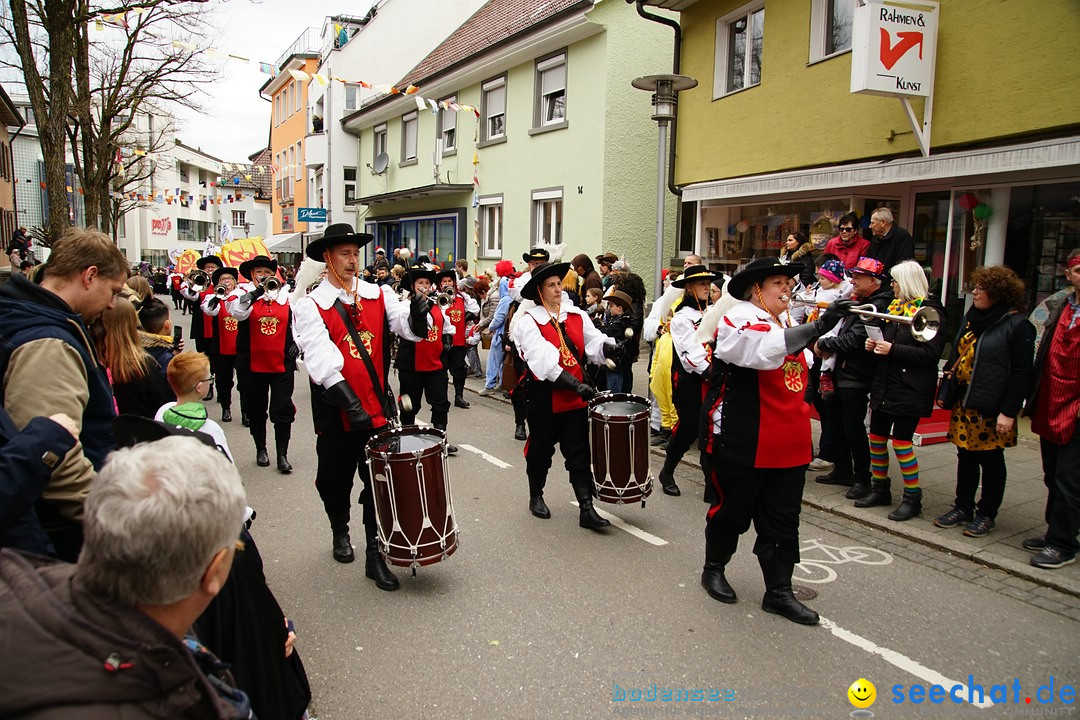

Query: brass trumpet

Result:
[187,270,209,291]
[214,284,230,299]
[260,276,282,293]
[789,295,941,342]
[434,290,454,308]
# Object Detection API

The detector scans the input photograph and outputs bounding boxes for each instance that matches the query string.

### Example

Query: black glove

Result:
[323,380,372,429]
[206,296,221,311]
[442,334,453,356]
[603,341,625,364]
[238,284,264,306]
[409,293,431,338]
[817,299,858,333]
[554,369,597,401]
[285,343,301,362]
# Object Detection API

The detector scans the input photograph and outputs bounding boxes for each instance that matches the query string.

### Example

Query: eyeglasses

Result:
[192,375,214,391]
[838,227,855,233]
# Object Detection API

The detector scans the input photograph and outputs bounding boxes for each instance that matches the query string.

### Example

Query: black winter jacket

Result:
[817,286,894,389]
[946,311,1035,419]
[868,297,947,418]
[867,224,915,276]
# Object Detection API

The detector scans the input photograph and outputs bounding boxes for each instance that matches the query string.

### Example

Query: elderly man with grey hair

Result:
[0,436,252,719]
[867,207,915,276]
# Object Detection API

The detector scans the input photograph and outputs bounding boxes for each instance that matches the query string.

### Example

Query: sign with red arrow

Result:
[851,0,938,98]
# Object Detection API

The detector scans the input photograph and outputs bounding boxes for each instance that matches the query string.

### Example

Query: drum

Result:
[589,392,652,506]
[366,426,459,570]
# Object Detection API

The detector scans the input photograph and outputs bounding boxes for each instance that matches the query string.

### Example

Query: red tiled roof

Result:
[396,0,590,89]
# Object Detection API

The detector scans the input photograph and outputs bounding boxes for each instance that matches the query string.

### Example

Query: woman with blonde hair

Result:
[96,296,173,417]
[561,267,581,307]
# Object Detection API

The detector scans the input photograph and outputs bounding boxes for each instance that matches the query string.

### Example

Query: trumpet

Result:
[187,270,209,291]
[434,290,455,308]
[789,294,941,342]
[259,276,282,294]
[214,284,230,299]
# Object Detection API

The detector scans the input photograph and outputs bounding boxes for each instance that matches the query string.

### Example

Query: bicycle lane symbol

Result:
[794,538,893,584]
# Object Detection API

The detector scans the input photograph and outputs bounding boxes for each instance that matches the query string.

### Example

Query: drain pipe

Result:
[632,0,683,198]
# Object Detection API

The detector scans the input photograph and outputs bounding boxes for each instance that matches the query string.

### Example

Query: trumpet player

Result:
[436,270,480,409]
[179,256,221,400]
[226,255,298,473]
[202,266,241,423]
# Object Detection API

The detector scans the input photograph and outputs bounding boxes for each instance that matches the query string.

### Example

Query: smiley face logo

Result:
[848,678,876,709]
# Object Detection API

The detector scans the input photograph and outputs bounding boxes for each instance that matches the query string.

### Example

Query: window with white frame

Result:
[535,52,566,127]
[401,111,418,162]
[532,188,562,245]
[714,3,765,97]
[478,196,503,256]
[293,81,300,113]
[344,167,356,204]
[437,95,457,153]
[810,0,853,62]
[482,76,506,142]
[179,164,188,183]
[232,210,246,227]
[345,84,360,111]
[373,124,387,164]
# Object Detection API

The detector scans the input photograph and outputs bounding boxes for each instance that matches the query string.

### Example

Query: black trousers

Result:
[954,447,1007,518]
[398,368,450,428]
[1042,433,1080,554]
[824,387,871,482]
[314,428,378,541]
[703,448,807,565]
[510,351,527,424]
[663,370,702,470]
[525,407,591,497]
[447,346,468,397]
[213,353,237,410]
[237,368,295,428]
[808,360,839,461]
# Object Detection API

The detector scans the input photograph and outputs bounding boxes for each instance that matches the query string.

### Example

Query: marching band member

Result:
[436,270,480,409]
[395,267,458,454]
[292,223,423,592]
[202,266,241,423]
[506,247,550,302]
[699,257,853,625]
[515,262,621,530]
[179,256,220,400]
[226,255,298,473]
[656,265,718,497]
[168,268,185,313]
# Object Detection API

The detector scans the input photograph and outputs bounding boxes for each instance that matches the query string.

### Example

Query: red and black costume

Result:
[202,267,241,423]
[395,269,456,445]
[436,270,480,408]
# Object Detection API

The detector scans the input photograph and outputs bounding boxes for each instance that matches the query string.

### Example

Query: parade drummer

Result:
[699,257,852,626]
[202,266,241,424]
[436,269,480,410]
[656,265,719,497]
[292,223,424,592]
[395,266,459,455]
[226,255,298,473]
[515,261,623,530]
[179,255,220,401]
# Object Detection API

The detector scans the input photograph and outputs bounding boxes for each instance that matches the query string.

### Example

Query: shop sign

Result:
[151,217,172,236]
[851,0,938,98]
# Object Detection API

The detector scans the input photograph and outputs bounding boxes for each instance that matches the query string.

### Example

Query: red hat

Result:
[495,259,516,277]
[849,256,888,280]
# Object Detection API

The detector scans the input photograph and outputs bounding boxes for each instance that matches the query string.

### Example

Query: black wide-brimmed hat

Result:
[403,268,438,290]
[435,269,457,285]
[672,264,721,289]
[522,247,550,264]
[238,255,277,280]
[520,262,570,302]
[305,223,374,261]
[726,258,800,300]
[195,255,222,270]
[211,267,238,285]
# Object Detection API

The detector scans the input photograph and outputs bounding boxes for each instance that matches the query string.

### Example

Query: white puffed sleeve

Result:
[291,295,345,388]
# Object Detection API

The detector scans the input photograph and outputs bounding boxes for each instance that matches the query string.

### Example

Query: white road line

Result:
[457,444,513,469]
[570,502,668,546]
[819,617,994,709]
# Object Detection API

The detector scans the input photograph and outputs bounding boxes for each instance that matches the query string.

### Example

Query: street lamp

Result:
[631,73,697,297]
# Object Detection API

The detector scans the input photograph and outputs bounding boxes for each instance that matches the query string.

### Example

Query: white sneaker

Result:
[808,458,834,472]
[478,387,495,397]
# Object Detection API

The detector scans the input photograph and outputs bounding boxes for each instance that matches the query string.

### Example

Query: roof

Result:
[219,150,272,199]
[395,0,590,89]
[0,85,23,128]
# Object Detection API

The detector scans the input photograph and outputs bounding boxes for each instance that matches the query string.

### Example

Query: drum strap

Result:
[334,300,398,421]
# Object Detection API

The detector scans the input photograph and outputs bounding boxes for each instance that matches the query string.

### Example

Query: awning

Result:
[683,136,1080,203]
[358,183,473,206]
[265,232,302,252]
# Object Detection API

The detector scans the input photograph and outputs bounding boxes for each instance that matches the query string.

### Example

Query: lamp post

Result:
[631,73,697,297]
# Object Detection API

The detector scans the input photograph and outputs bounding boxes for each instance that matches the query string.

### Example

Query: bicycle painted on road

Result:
[794,538,893,584]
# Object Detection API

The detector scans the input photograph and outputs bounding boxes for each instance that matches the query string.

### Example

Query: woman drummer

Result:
[699,258,852,625]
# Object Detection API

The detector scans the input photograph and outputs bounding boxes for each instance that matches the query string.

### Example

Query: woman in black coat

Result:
[863,261,947,521]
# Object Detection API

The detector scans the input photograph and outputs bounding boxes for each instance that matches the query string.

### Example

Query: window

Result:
[810,0,853,62]
[481,76,506,142]
[344,167,356,204]
[373,124,387,164]
[535,53,566,128]
[293,80,301,113]
[179,164,188,183]
[437,95,457,153]
[401,111,417,163]
[345,85,359,111]
[478,196,503,256]
[232,210,246,227]
[532,188,563,245]
[715,3,764,97]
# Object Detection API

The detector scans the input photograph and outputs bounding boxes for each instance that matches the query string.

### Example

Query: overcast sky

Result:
[172,0,377,162]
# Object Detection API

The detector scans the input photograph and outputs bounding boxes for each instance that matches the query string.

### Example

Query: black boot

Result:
[330,512,354,564]
[759,553,818,625]
[888,489,922,521]
[275,424,292,474]
[658,457,681,496]
[241,411,250,428]
[650,428,671,447]
[454,394,470,409]
[574,481,610,530]
[815,470,853,486]
[854,480,891,508]
[221,405,232,423]
[701,549,737,604]
[514,422,527,441]
[251,424,269,467]
[202,384,214,402]
[845,481,871,500]
[434,423,458,455]
[529,495,551,519]
[364,544,399,591]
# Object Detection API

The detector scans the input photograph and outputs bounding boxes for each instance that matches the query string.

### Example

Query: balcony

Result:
[305,131,326,169]
[275,28,321,69]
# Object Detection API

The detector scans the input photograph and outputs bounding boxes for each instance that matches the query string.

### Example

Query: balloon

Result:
[727,225,737,236]
[957,193,979,211]
[735,221,749,233]
[972,203,993,220]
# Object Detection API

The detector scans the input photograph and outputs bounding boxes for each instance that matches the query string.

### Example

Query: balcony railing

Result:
[275,28,321,69]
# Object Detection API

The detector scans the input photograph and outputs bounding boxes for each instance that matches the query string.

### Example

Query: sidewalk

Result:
[461,348,1080,598]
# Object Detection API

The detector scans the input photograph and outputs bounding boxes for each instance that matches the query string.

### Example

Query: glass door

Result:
[911,190,960,357]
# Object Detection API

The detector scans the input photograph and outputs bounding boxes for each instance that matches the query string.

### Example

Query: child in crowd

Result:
[810,258,850,398]
[155,351,233,461]
[137,298,178,379]
[601,291,635,393]
[585,286,604,329]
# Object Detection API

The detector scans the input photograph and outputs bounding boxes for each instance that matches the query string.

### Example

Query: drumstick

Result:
[625,328,634,339]
[399,394,413,414]
[605,358,617,370]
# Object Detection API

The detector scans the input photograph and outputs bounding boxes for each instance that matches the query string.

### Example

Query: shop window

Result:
[810,0,853,63]
[715,2,764,97]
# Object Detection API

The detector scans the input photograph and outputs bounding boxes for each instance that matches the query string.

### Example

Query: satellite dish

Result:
[373,152,389,175]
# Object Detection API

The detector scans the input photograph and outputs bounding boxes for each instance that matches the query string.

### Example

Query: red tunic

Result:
[533,313,586,413]
[314,295,388,431]
[247,299,289,374]
[446,296,467,347]
[200,288,215,337]
[215,307,239,356]
[414,305,445,372]
[1030,306,1080,445]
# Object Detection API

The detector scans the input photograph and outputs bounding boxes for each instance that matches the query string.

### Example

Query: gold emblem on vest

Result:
[426,324,439,342]
[259,316,280,336]
[782,358,804,393]
[224,316,238,332]
[449,308,463,323]
[346,329,375,359]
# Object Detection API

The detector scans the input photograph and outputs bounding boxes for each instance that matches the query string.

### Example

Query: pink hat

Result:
[849,256,887,280]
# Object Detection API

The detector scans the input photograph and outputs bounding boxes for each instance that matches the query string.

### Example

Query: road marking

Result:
[570,502,668,546]
[458,444,513,469]
[819,617,994,709]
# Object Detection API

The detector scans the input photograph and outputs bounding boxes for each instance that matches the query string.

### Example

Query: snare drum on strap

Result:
[589,392,653,506]
[366,426,459,572]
